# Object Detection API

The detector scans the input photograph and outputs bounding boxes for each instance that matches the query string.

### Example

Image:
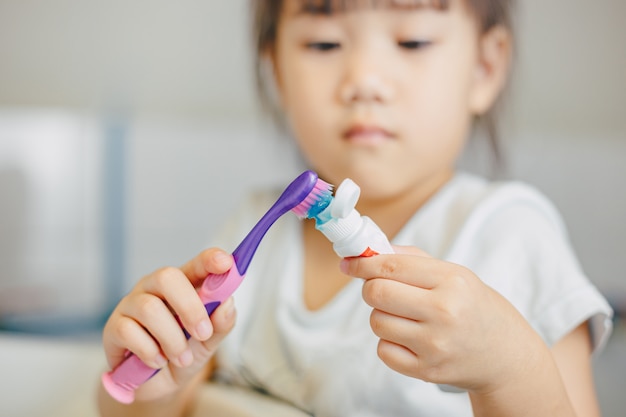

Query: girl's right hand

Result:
[101,248,237,403]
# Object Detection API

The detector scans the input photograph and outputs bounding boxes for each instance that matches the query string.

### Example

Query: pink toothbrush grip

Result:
[101,268,245,404]
[101,351,160,404]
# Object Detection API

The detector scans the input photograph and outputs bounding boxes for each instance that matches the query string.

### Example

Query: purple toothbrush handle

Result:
[101,300,221,404]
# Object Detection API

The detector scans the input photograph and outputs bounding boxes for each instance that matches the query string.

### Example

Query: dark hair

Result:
[251,0,514,165]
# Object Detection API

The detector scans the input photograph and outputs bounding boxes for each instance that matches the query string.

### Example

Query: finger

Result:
[179,298,237,376]
[103,314,167,370]
[210,297,237,333]
[177,296,236,381]
[372,310,459,385]
[341,254,443,289]
[200,297,237,354]
[391,245,432,257]
[369,308,427,351]
[140,267,214,341]
[180,248,234,287]
[378,338,450,384]
[362,278,430,320]
[119,292,194,368]
[377,339,422,379]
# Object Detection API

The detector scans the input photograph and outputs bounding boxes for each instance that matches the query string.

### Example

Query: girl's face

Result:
[272,0,504,205]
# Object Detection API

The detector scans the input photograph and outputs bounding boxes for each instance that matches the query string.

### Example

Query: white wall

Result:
[0,111,105,322]
[1,0,624,133]
[509,0,626,135]
[0,0,257,120]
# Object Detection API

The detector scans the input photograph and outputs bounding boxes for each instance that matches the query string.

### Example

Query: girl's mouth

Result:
[343,125,395,145]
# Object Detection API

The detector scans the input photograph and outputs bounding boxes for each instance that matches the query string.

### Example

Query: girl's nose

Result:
[339,51,394,105]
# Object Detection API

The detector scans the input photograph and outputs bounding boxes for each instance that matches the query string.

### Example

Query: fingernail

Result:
[213,251,231,268]
[177,349,193,368]
[222,297,235,319]
[196,318,213,340]
[339,258,349,274]
[154,353,168,368]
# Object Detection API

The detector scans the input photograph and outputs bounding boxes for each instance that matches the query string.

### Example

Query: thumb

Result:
[180,248,234,287]
[391,244,432,258]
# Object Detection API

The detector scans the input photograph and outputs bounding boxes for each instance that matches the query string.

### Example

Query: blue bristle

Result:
[306,189,333,219]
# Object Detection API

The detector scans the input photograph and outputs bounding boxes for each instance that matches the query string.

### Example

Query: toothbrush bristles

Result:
[292,178,334,219]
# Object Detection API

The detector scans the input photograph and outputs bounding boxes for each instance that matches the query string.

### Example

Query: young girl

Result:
[98,1,613,416]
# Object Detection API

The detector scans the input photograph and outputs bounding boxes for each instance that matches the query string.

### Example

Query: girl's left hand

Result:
[339,245,545,394]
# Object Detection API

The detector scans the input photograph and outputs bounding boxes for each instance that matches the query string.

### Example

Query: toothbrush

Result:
[102,170,333,404]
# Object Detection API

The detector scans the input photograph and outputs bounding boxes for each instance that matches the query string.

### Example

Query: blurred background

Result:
[0,0,624,416]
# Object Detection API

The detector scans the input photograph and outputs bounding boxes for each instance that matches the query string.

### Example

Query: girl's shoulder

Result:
[447,172,568,238]
[444,171,561,218]
[438,173,613,351]
[397,172,568,256]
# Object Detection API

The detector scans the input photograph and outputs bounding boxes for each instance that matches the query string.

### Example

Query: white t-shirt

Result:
[212,172,613,417]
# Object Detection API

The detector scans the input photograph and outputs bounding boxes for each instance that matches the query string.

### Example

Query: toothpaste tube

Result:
[312,178,393,257]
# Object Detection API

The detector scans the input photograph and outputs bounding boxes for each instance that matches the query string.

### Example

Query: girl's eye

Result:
[398,40,432,50]
[306,42,341,52]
